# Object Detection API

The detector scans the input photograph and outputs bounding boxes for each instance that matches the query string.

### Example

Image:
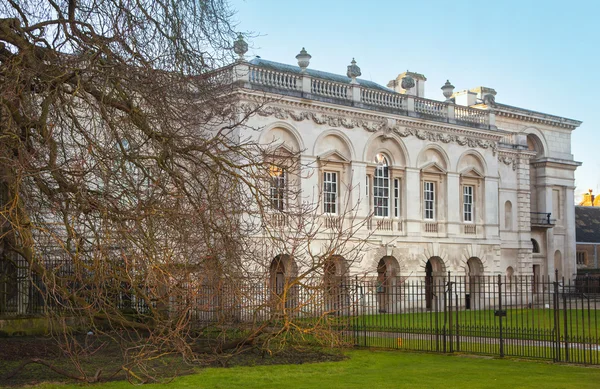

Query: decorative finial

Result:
[347,58,361,84]
[441,80,455,101]
[233,33,248,61]
[296,47,311,72]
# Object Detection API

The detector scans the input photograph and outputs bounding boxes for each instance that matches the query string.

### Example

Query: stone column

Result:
[351,161,368,217]
[300,155,319,207]
[446,172,460,236]
[564,187,577,279]
[484,176,499,239]
[516,156,533,275]
[405,167,421,236]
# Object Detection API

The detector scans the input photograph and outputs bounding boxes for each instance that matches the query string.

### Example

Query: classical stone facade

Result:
[229,49,581,282]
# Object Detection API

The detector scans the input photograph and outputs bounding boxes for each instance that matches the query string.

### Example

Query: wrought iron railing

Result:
[531,212,555,226]
[4,260,599,365]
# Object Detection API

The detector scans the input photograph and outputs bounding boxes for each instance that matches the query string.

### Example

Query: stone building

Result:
[230,41,582,285]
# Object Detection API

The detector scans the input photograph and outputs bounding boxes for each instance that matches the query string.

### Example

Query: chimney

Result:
[453,86,497,107]
[387,71,427,97]
[453,90,478,106]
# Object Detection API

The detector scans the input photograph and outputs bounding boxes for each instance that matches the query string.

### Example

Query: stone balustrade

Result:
[414,97,448,118]
[366,217,403,233]
[323,215,344,230]
[311,78,351,100]
[464,224,477,235]
[248,65,302,91]
[237,63,495,130]
[361,88,406,110]
[454,105,489,126]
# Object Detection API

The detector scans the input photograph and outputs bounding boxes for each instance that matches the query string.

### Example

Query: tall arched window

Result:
[531,239,540,253]
[373,154,390,217]
[504,201,513,230]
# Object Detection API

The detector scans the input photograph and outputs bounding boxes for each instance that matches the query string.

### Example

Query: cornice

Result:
[240,93,504,155]
[496,149,537,171]
[238,91,504,142]
[494,105,581,130]
[531,157,582,170]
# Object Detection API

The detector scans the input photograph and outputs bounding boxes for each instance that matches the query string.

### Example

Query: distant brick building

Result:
[575,204,600,276]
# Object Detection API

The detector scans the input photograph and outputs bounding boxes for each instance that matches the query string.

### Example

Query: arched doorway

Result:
[269,255,297,310]
[425,257,446,310]
[323,255,348,315]
[466,257,483,310]
[376,256,400,313]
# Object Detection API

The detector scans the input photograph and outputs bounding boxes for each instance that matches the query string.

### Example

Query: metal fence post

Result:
[563,276,569,362]
[448,271,453,353]
[553,269,560,362]
[498,274,504,358]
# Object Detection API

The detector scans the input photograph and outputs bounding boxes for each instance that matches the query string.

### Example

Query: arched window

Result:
[531,239,540,253]
[373,154,390,217]
[506,266,514,278]
[504,201,513,230]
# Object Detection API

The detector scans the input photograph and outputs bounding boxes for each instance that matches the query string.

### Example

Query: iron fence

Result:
[2,262,599,365]
[351,274,600,365]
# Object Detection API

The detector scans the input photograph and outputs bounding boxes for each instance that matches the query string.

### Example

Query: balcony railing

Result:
[235,63,495,130]
[531,212,555,227]
[464,224,477,235]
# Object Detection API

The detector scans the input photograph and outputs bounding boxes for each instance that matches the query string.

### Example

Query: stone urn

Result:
[296,48,311,72]
[441,80,455,101]
[347,58,361,84]
[233,33,248,60]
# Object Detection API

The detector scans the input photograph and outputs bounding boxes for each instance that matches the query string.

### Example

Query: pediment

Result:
[264,144,297,162]
[272,144,296,157]
[318,150,351,163]
[460,167,484,178]
[420,162,446,174]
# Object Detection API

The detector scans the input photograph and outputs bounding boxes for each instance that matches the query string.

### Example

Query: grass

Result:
[358,336,600,364]
[354,309,600,339]
[25,349,600,389]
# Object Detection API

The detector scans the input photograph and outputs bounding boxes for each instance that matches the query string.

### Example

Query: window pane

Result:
[424,181,435,220]
[374,160,390,217]
[463,185,473,222]
[269,166,285,211]
[323,172,337,214]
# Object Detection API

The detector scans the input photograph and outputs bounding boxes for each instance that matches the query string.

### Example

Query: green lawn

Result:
[355,309,600,339]
[27,349,600,389]
[358,336,600,364]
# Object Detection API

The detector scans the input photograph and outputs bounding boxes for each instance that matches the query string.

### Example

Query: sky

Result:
[230,0,599,201]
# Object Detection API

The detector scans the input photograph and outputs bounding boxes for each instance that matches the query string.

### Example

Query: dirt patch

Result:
[0,337,60,360]
[0,336,345,387]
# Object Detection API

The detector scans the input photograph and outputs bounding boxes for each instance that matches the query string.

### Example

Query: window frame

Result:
[423,181,435,220]
[576,251,587,266]
[459,171,483,228]
[323,171,338,215]
[373,157,390,217]
[463,184,474,223]
[269,165,287,211]
[394,178,400,218]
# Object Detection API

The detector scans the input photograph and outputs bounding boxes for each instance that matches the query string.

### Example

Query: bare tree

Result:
[0,0,370,383]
